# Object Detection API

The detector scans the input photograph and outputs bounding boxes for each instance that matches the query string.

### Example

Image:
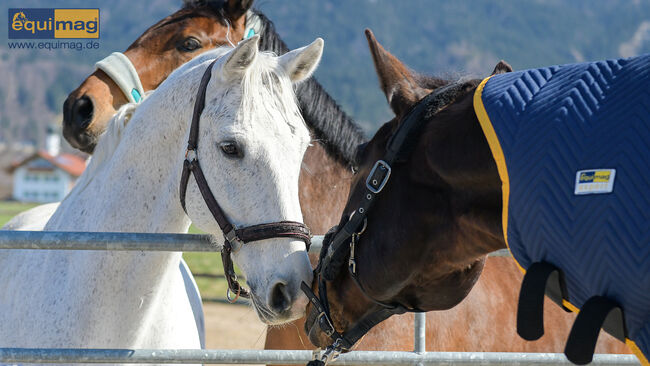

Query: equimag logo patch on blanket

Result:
[574,169,616,195]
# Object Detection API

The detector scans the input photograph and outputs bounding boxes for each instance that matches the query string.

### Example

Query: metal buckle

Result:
[365,160,391,194]
[317,311,336,337]
[185,148,197,162]
[224,227,244,252]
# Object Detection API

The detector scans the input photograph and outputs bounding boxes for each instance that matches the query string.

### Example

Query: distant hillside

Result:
[1,0,650,147]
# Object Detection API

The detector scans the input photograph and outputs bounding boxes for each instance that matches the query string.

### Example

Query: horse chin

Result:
[305,313,331,348]
[250,296,304,326]
[62,127,97,154]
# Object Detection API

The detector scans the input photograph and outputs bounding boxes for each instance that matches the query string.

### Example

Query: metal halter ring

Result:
[356,217,367,236]
[348,211,368,237]
[226,285,241,303]
[185,148,197,162]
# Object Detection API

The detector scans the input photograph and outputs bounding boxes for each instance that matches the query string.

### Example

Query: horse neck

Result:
[26,89,194,343]
[48,94,189,234]
[426,91,506,259]
[394,89,505,275]
[42,84,192,301]
[255,10,366,166]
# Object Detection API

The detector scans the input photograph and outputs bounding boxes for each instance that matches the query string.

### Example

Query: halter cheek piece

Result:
[301,83,467,364]
[180,59,312,301]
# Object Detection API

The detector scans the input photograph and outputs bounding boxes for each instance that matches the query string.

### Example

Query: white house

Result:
[10,132,85,203]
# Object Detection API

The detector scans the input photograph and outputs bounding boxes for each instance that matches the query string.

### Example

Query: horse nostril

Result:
[269,281,292,314]
[70,96,94,130]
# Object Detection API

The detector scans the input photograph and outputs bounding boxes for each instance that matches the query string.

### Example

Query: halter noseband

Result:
[180,59,312,301]
[302,83,467,364]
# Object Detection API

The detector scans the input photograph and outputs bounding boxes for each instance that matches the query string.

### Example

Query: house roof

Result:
[9,150,86,177]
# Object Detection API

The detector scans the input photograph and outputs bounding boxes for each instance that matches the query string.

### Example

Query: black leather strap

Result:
[187,59,217,151]
[385,82,466,163]
[564,296,625,365]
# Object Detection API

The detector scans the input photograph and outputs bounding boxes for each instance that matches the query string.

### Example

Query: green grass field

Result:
[0,201,229,300]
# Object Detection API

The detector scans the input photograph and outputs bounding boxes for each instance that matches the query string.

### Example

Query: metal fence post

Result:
[414,312,426,354]
[414,312,426,366]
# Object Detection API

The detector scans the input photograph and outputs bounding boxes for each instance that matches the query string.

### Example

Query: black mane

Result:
[253,10,366,167]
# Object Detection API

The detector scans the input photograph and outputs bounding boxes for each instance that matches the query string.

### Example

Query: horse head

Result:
[305,29,511,348]
[180,35,323,324]
[63,0,254,153]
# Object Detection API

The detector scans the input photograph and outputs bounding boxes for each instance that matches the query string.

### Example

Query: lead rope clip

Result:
[349,233,358,274]
[309,339,343,366]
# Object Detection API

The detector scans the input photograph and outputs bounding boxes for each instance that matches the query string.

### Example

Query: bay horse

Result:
[58,0,629,358]
[62,0,363,236]
[0,36,322,350]
[304,29,632,362]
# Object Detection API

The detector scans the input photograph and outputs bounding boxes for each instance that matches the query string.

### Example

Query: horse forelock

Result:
[238,52,307,137]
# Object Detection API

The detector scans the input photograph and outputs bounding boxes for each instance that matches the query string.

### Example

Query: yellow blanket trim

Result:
[473,76,524,274]
[473,77,648,365]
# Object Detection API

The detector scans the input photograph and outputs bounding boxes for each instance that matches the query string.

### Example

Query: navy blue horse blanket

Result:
[474,54,650,364]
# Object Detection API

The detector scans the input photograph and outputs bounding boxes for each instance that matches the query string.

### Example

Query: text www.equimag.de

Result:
[7,40,100,51]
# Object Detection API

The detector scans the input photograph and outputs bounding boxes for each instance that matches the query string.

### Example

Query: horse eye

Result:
[220,141,243,158]
[180,37,201,52]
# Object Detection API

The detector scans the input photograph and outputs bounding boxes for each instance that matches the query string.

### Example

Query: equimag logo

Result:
[9,8,99,39]
[574,169,616,195]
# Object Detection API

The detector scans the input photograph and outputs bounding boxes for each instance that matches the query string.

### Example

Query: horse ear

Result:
[365,28,430,118]
[224,0,254,22]
[278,38,324,83]
[221,34,259,79]
[491,60,513,75]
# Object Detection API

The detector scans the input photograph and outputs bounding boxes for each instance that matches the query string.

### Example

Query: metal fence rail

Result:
[0,231,514,258]
[0,230,637,365]
[0,348,640,365]
[0,230,324,253]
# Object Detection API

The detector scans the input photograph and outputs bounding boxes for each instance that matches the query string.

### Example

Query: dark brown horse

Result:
[304,29,629,357]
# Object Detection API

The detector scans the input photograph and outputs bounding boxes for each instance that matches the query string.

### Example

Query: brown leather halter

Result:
[180,59,312,301]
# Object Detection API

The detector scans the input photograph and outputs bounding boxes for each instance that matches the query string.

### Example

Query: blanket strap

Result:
[517,262,569,341]
[565,296,626,365]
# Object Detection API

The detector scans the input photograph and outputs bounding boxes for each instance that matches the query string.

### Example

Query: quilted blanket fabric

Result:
[474,54,650,364]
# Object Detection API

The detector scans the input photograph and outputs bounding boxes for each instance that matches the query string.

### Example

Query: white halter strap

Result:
[244,11,262,39]
[95,52,145,104]
[94,11,261,104]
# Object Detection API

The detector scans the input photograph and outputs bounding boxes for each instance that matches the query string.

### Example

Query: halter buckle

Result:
[224,227,244,252]
[185,148,197,162]
[365,160,391,194]
[317,311,336,337]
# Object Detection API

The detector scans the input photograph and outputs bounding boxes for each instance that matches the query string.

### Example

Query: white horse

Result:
[2,105,207,348]
[0,35,323,351]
